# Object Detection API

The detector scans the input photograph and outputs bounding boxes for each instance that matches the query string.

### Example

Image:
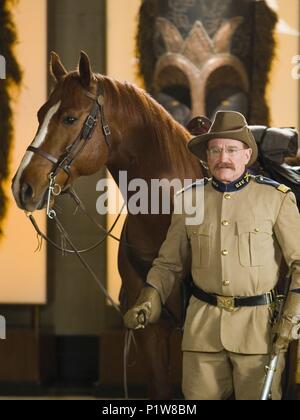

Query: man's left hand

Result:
[273,314,300,354]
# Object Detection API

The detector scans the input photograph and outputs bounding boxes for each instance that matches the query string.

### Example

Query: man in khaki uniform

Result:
[124,111,300,400]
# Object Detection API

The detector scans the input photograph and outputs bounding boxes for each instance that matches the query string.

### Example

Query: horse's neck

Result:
[105,106,202,254]
[103,77,202,195]
[106,118,201,183]
[107,138,199,188]
[106,131,201,239]
[101,79,205,260]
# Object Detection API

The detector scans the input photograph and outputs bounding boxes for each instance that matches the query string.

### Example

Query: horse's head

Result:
[12,51,109,212]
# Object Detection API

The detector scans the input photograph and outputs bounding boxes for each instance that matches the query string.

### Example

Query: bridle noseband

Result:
[27,80,111,196]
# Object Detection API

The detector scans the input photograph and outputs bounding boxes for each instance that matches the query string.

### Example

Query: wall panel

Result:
[0,0,47,304]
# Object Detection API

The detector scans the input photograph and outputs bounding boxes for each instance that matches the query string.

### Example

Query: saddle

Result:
[250,125,300,209]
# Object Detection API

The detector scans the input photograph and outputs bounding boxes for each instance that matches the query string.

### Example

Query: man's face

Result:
[207,138,252,183]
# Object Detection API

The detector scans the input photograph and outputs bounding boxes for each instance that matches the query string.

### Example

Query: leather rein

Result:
[26,80,124,253]
[26,79,122,307]
[25,79,135,399]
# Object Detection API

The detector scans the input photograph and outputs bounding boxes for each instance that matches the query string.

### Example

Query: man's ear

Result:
[245,148,253,165]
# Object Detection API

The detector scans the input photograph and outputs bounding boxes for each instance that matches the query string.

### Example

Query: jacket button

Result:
[224,193,231,200]
[254,228,260,233]
[222,220,230,226]
[223,280,230,286]
[221,250,229,256]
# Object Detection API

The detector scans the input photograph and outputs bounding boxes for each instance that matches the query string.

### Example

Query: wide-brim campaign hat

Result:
[187,111,258,167]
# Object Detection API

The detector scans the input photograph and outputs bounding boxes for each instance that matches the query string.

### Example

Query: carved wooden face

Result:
[152,15,249,123]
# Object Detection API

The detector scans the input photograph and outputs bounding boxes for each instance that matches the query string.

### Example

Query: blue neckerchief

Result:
[212,171,252,193]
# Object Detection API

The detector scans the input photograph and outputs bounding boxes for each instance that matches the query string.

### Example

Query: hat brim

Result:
[188,126,258,167]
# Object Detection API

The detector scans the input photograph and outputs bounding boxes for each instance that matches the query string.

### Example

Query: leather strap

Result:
[26,79,111,178]
[27,146,58,165]
[191,283,275,308]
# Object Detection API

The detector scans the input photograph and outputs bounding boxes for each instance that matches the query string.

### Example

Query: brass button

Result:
[221,250,229,256]
[254,228,260,233]
[222,220,230,226]
[224,193,231,200]
[223,280,230,286]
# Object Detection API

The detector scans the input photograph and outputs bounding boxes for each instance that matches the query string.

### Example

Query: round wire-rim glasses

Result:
[207,146,250,157]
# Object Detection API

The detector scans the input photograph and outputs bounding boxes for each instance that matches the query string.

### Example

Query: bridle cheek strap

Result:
[26,80,111,177]
[85,83,111,147]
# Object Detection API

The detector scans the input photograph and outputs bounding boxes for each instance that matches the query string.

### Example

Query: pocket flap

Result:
[237,220,273,235]
[186,223,212,237]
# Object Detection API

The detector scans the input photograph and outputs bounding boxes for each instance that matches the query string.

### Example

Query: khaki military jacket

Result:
[147,175,300,354]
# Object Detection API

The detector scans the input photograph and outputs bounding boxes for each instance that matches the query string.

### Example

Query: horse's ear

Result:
[50,52,67,82]
[79,51,94,88]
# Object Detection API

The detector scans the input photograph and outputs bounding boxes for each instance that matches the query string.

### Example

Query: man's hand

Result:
[272,291,300,354]
[273,315,300,353]
[123,286,162,330]
[124,302,152,330]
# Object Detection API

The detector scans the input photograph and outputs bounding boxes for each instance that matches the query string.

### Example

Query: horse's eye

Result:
[63,116,77,125]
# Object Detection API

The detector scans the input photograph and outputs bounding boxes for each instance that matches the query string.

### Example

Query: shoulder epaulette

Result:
[176,177,210,196]
[254,175,291,193]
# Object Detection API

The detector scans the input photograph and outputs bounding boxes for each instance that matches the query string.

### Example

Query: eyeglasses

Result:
[207,147,248,157]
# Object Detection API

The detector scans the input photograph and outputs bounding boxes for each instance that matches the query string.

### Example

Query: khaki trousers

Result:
[182,350,286,400]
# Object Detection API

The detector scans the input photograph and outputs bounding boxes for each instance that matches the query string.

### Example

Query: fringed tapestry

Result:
[0,0,22,234]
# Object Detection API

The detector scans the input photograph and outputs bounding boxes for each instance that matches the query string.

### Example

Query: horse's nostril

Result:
[20,182,34,206]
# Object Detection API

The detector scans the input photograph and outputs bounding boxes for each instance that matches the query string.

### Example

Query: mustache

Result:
[214,163,235,170]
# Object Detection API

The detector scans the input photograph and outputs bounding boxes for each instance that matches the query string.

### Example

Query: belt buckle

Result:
[217,296,236,312]
[86,115,96,128]
[266,290,275,305]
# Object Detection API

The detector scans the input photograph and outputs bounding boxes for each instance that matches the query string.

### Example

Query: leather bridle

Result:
[25,79,139,399]
[24,78,139,399]
[27,80,111,185]
[26,80,111,220]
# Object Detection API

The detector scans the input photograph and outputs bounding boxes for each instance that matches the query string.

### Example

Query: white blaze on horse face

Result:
[12,101,61,206]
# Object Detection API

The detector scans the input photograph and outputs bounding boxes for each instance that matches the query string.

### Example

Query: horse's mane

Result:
[98,75,200,176]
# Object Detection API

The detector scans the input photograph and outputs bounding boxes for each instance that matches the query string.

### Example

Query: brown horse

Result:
[12,51,202,399]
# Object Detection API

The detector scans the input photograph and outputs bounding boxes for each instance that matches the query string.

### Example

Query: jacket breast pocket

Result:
[237,220,274,267]
[186,223,212,268]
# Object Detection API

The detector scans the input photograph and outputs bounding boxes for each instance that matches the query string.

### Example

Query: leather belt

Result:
[191,283,275,312]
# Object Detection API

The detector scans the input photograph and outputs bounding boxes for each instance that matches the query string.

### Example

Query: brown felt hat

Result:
[188,111,258,167]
